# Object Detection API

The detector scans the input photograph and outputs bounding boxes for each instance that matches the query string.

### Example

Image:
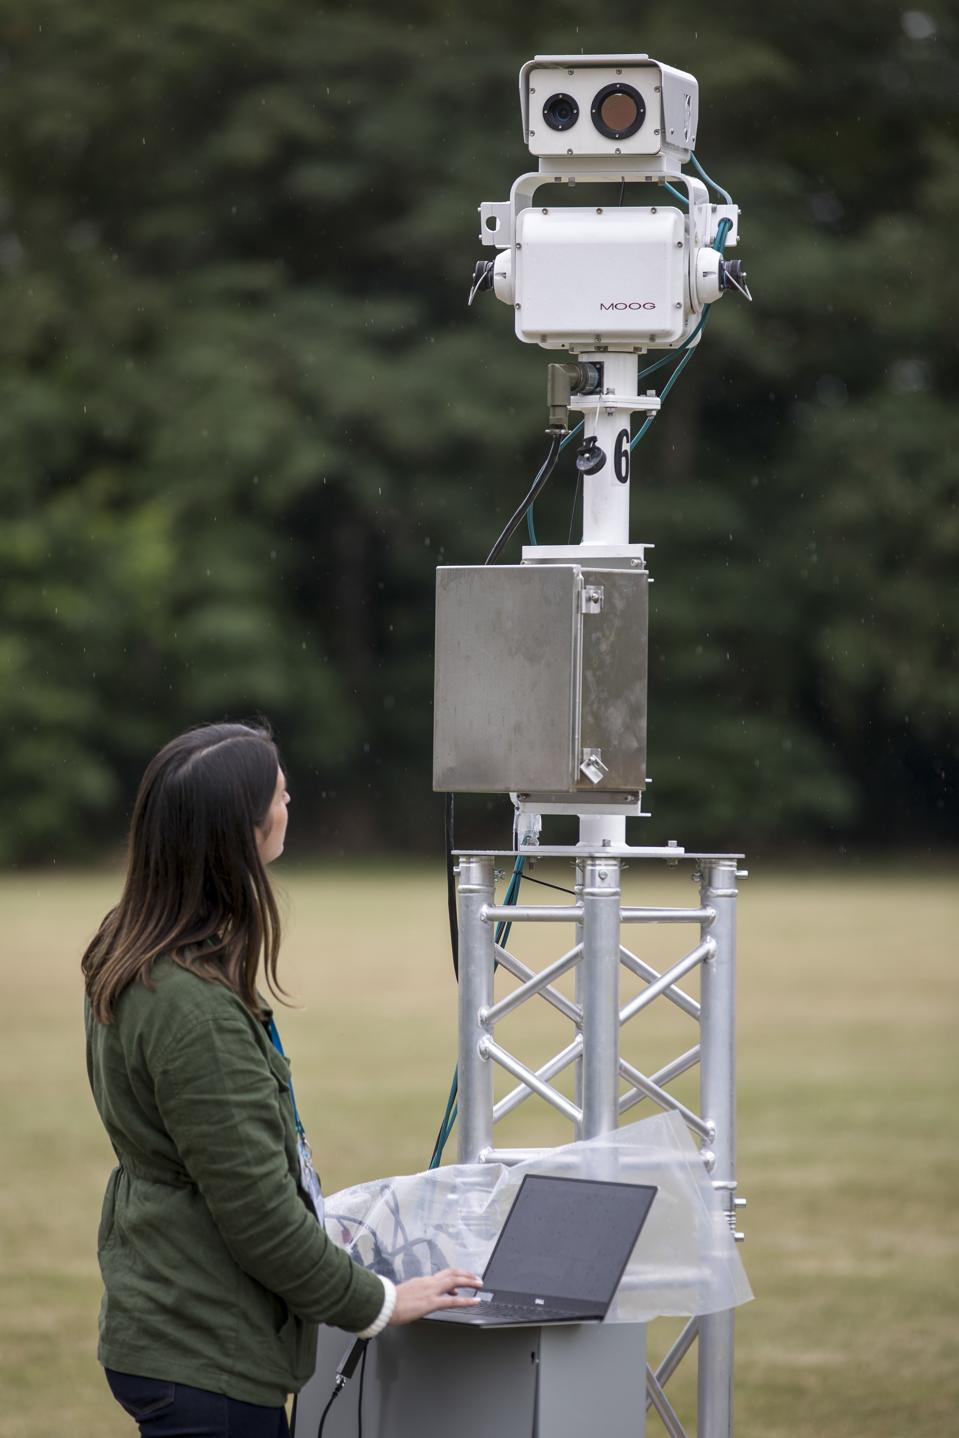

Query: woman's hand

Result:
[388,1268,483,1325]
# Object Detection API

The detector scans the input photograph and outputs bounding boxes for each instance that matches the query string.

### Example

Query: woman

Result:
[83,722,479,1436]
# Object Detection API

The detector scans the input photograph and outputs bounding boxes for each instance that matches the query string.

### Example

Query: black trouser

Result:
[106,1369,290,1438]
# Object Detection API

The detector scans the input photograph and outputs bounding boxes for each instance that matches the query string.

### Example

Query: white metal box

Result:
[515,207,686,348]
[432,564,648,798]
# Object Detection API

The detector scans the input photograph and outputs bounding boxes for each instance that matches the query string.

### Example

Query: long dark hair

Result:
[82,722,286,1023]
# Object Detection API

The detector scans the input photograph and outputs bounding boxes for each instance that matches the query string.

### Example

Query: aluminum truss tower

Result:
[455,847,744,1438]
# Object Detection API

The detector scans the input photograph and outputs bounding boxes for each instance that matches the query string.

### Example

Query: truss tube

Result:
[493,1034,583,1122]
[619,937,714,1025]
[457,855,496,1164]
[646,1367,690,1438]
[619,945,701,1020]
[492,943,583,1025]
[697,860,738,1438]
[478,1147,553,1165]
[653,1317,701,1399]
[618,1057,713,1140]
[581,858,622,1137]
[620,906,715,923]
[574,861,585,1137]
[619,1045,701,1118]
[482,903,583,923]
[480,1037,583,1127]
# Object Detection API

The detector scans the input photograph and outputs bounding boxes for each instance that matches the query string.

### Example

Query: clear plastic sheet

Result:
[324,1111,752,1322]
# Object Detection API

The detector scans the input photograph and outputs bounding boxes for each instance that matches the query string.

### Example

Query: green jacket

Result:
[85,955,384,1406]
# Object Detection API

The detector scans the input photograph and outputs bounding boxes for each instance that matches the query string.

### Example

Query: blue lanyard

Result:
[267,1017,306,1138]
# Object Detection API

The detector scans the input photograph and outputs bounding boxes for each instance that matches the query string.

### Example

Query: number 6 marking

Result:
[614,427,630,484]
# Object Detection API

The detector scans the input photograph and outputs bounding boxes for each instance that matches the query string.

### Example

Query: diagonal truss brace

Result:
[480,1035,583,1126]
[619,1056,713,1140]
[485,942,583,1026]
[620,945,701,1020]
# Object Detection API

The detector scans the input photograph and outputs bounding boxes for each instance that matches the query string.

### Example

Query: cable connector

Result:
[546,361,603,435]
[337,1337,368,1384]
[317,1339,369,1436]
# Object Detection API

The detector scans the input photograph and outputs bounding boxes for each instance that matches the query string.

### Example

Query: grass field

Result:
[1,861,956,1438]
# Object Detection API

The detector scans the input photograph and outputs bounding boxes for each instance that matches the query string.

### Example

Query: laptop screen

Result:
[482,1175,657,1305]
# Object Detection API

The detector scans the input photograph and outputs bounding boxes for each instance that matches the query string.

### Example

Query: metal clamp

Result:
[579,748,609,785]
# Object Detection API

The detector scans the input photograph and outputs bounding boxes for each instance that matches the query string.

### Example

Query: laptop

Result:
[425,1173,657,1327]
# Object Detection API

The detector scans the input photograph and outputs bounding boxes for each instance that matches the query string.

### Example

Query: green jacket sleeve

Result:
[152,1012,384,1332]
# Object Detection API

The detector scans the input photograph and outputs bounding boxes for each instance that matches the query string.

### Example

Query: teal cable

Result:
[629,217,732,452]
[713,216,733,251]
[690,154,733,206]
[637,312,708,382]
[560,419,584,450]
[429,1072,458,1169]
[663,181,689,207]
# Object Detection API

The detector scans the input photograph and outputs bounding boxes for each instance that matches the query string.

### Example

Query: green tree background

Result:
[0,0,955,863]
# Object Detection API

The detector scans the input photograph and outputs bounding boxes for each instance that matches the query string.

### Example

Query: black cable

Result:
[517,873,576,897]
[484,435,562,566]
[444,792,459,980]
[316,1383,340,1437]
[567,470,582,545]
[357,1344,367,1438]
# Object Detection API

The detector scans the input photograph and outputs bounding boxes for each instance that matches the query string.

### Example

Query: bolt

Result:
[654,85,661,92]
[598,868,608,880]
[674,301,682,309]
[615,147,622,155]
[566,148,573,156]
[516,242,522,249]
[529,128,536,136]
[651,206,657,213]
[616,68,622,75]
[542,207,548,214]
[677,240,684,247]
[515,302,521,309]
[654,129,660,136]
[596,207,603,214]
[530,87,536,94]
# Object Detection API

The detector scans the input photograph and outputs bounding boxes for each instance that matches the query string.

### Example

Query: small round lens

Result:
[543,92,580,132]
[591,83,646,141]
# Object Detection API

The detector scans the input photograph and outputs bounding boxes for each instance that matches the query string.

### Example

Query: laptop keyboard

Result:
[481,1301,550,1318]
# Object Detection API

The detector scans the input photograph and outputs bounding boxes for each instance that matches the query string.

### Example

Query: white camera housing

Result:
[514,206,687,348]
[477,53,740,353]
[521,54,698,164]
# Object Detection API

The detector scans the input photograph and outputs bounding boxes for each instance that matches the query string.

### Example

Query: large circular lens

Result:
[543,92,580,132]
[591,83,646,140]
